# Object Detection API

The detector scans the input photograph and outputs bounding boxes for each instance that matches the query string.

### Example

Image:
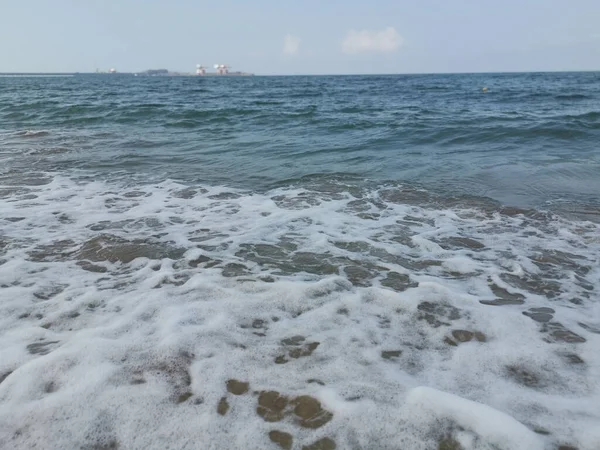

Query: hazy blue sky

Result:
[1,0,599,74]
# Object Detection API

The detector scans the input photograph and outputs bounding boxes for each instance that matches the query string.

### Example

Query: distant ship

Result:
[89,64,253,77]
[196,64,253,77]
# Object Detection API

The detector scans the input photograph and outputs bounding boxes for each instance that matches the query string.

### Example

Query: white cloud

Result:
[283,35,301,56]
[342,27,404,55]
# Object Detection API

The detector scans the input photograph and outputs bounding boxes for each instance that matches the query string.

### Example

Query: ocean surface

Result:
[0,72,599,450]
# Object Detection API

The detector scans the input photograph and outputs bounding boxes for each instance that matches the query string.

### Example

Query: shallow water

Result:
[0,73,599,450]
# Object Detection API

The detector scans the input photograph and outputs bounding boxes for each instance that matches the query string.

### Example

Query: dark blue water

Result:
[1,72,599,213]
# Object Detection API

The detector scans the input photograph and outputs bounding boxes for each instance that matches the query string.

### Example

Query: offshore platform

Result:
[195,64,252,76]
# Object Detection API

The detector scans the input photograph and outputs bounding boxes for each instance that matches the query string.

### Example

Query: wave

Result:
[562,111,600,121]
[15,130,50,138]
[555,94,591,100]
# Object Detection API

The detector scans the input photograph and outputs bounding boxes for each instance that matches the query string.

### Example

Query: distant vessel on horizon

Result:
[196,64,252,77]
[90,63,253,77]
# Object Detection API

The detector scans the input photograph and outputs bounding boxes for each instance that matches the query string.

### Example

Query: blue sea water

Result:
[0,73,599,450]
[1,72,599,211]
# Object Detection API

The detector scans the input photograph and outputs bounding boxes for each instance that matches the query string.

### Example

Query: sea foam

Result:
[0,175,599,449]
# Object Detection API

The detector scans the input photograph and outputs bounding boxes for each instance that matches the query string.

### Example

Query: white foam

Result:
[406,386,545,450]
[0,175,599,449]
[441,256,481,274]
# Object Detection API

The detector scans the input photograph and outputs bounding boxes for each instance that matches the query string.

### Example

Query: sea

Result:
[0,72,599,450]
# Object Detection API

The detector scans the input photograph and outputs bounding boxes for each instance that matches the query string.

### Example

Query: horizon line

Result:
[1,69,599,77]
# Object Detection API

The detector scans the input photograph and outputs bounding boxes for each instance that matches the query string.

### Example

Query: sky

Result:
[1,0,599,74]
